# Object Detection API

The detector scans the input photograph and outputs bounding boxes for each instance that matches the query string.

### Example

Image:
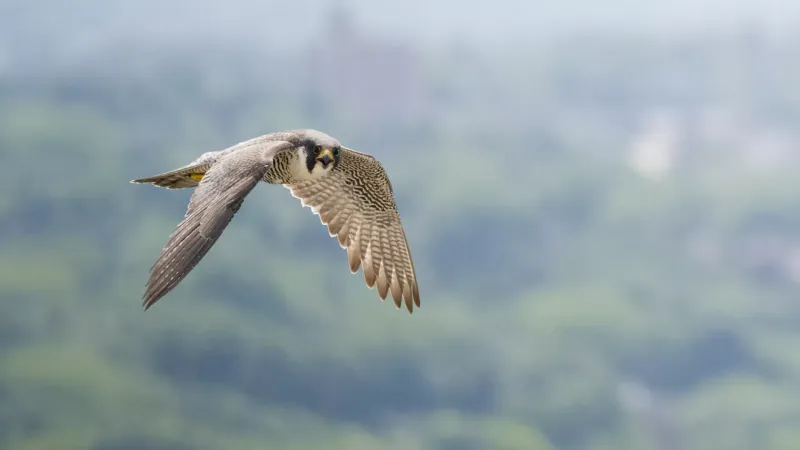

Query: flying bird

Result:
[132,130,420,312]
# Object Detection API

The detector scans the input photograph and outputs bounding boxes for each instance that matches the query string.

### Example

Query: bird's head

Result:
[299,131,342,177]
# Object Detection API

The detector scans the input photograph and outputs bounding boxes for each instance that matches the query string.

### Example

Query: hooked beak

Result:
[316,148,334,168]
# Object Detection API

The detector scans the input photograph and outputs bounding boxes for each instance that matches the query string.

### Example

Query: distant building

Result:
[304,7,429,128]
[628,110,682,180]
[628,105,800,177]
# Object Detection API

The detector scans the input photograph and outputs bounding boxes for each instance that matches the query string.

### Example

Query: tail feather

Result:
[131,166,207,189]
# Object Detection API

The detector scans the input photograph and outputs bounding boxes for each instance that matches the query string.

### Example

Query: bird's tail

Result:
[131,164,208,189]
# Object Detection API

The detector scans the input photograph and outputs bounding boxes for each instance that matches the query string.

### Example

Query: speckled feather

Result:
[285,148,420,312]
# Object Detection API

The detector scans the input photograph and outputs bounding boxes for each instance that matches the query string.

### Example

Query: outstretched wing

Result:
[285,148,420,312]
[142,140,294,309]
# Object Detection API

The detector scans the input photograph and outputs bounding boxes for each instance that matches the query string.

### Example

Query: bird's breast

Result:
[264,152,297,184]
[265,150,334,184]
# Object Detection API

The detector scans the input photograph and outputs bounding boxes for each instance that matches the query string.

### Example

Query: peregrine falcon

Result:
[132,130,420,312]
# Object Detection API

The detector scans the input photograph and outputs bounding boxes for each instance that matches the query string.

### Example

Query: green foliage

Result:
[2,35,800,450]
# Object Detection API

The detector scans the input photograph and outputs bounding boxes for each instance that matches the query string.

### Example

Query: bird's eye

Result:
[313,146,321,155]
[333,147,340,156]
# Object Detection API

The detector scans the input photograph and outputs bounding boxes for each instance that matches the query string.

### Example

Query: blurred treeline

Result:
[3,12,800,450]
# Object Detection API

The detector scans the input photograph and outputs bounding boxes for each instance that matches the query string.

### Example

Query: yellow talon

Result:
[189,173,204,181]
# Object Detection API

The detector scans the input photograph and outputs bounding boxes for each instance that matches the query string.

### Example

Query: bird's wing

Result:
[142,140,295,309]
[285,148,420,312]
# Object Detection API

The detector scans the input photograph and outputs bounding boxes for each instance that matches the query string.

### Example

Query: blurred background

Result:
[3,1,800,449]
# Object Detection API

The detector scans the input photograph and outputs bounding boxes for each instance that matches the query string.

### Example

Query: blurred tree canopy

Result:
[2,30,800,450]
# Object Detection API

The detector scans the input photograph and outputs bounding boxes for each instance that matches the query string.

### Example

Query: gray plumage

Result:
[132,129,420,313]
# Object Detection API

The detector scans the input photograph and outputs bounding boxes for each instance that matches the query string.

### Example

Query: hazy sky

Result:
[6,0,800,55]
[349,0,798,41]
